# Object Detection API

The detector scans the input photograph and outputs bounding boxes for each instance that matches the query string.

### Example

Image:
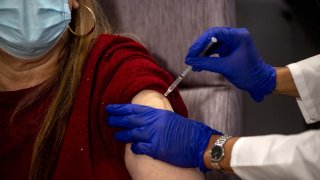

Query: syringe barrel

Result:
[164,37,218,97]
[180,66,192,78]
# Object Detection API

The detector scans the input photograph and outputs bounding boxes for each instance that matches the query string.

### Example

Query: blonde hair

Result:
[28,0,112,179]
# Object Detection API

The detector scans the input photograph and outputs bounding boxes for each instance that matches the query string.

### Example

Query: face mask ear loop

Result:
[68,4,96,38]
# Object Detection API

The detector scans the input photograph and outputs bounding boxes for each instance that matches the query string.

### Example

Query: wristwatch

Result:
[210,135,233,171]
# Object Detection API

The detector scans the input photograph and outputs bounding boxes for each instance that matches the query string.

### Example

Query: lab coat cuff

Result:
[287,61,319,124]
[229,137,245,176]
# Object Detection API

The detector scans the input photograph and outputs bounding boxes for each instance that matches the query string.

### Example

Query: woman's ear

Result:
[69,0,80,10]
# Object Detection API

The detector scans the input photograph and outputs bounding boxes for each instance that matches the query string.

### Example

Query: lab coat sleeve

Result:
[287,54,320,124]
[231,130,320,180]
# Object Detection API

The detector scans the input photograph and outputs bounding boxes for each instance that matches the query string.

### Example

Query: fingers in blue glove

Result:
[131,142,155,158]
[108,115,137,129]
[114,127,150,142]
[192,67,203,72]
[106,103,224,171]
[106,104,157,128]
[186,27,249,58]
[185,56,225,73]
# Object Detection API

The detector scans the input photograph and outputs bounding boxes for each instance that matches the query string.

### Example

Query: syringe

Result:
[164,37,218,97]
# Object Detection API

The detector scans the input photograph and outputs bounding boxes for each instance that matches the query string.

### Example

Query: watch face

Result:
[211,146,223,161]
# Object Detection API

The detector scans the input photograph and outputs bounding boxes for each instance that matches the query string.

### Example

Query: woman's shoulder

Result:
[87,33,153,67]
[97,33,145,44]
[94,33,148,53]
[83,33,173,102]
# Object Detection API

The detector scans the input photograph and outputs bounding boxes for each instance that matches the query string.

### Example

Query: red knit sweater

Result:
[0,34,187,179]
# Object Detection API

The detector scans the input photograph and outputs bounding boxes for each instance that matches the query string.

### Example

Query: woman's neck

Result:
[0,39,66,91]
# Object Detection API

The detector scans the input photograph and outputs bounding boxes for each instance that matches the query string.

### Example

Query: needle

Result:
[164,37,218,96]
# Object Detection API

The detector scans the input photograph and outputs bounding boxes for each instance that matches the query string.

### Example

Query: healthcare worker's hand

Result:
[185,27,276,102]
[106,104,222,172]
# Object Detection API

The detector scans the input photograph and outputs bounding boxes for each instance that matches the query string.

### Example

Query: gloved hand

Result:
[106,104,222,172]
[185,27,276,102]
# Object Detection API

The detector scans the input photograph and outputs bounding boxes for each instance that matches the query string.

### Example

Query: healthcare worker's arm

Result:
[201,63,320,179]
[124,90,204,180]
[186,27,320,123]
[107,103,223,175]
[272,67,299,97]
[202,130,320,180]
[185,27,277,102]
[108,103,320,179]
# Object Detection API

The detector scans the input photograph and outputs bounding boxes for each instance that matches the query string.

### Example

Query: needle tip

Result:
[164,90,170,97]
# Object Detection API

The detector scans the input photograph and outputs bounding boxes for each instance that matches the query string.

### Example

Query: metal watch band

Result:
[215,135,233,146]
[210,135,233,171]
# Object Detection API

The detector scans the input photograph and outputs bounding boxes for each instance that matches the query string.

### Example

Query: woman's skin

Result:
[0,0,79,92]
[0,40,64,91]
[0,1,203,179]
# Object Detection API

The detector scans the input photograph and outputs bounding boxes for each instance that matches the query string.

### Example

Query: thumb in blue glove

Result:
[106,104,223,172]
[185,27,276,102]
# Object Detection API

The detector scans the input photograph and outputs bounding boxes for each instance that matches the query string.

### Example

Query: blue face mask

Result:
[0,0,71,59]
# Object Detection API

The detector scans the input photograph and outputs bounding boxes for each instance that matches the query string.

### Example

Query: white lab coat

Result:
[230,54,320,180]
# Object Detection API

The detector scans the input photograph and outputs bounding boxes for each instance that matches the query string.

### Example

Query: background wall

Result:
[236,0,320,136]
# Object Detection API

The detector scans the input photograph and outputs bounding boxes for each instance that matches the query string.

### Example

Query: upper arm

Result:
[124,90,204,180]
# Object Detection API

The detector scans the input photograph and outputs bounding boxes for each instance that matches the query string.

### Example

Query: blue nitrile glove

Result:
[106,104,223,172]
[185,27,276,102]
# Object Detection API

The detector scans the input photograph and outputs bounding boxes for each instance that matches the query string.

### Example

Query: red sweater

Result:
[0,34,187,179]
